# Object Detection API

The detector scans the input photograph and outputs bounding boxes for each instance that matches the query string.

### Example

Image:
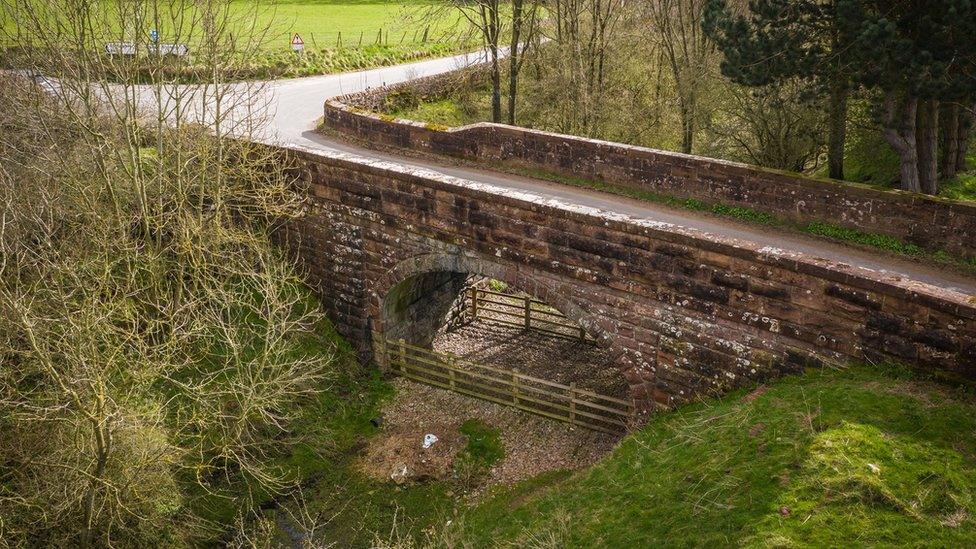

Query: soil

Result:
[361,291,626,497]
[360,378,619,497]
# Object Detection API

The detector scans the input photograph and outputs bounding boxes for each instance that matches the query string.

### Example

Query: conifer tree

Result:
[703,0,852,180]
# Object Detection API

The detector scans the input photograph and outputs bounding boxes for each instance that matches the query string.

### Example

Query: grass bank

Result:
[448,364,976,546]
[220,320,457,547]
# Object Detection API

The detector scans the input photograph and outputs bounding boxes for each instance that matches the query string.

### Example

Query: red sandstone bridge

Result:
[121,52,974,416]
[208,53,972,416]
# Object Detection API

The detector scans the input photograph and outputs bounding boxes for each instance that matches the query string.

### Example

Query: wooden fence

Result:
[375,337,632,434]
[450,287,597,343]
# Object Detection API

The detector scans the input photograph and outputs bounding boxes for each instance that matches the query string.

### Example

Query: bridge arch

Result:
[367,252,640,407]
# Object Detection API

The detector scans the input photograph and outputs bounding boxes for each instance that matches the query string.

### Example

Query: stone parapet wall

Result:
[324,82,976,262]
[338,66,488,114]
[276,144,976,415]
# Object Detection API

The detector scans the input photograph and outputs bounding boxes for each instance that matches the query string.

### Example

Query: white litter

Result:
[422,434,439,449]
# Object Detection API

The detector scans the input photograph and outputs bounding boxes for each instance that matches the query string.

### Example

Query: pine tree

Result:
[837,0,976,193]
[703,0,853,180]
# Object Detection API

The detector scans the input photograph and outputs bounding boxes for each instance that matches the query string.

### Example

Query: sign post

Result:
[291,33,304,54]
[149,29,159,43]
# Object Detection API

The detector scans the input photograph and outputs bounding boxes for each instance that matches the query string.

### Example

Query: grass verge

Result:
[448,363,976,546]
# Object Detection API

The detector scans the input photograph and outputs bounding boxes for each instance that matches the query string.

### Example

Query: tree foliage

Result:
[0,1,334,545]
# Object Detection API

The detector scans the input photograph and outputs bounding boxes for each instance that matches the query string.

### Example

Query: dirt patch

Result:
[360,378,619,497]
[740,385,768,404]
[358,423,466,484]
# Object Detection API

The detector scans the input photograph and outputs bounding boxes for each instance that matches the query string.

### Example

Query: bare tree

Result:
[0,0,335,546]
[707,80,827,171]
[541,0,625,135]
[433,0,505,122]
[507,0,541,124]
[645,0,716,155]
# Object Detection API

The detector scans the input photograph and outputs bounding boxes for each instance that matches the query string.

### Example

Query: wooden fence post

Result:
[513,369,520,406]
[398,338,406,375]
[449,356,457,390]
[523,298,531,329]
[470,287,478,321]
[375,336,388,371]
[569,382,577,426]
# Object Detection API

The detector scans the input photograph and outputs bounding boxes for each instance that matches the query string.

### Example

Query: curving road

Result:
[260,53,976,295]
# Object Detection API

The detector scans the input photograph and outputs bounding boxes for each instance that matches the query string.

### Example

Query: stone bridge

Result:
[276,144,976,416]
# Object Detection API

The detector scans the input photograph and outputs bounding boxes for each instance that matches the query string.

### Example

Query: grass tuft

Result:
[804,221,926,256]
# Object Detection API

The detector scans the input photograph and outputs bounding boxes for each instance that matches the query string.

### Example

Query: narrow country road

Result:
[260,53,976,295]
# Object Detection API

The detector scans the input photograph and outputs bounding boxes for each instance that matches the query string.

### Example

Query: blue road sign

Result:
[150,29,159,43]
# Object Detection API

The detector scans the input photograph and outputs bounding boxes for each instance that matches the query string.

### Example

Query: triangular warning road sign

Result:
[291,33,304,46]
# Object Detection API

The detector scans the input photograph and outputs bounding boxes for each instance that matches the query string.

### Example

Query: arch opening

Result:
[374,261,632,433]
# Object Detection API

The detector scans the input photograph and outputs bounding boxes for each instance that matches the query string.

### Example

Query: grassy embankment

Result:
[449,363,976,546]
[247,308,976,547]
[225,0,473,78]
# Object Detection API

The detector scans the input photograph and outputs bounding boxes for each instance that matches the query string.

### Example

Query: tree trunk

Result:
[490,50,501,123]
[882,92,920,192]
[956,103,974,172]
[827,83,848,180]
[483,1,502,124]
[941,102,960,179]
[507,0,523,125]
[680,98,694,154]
[916,99,939,195]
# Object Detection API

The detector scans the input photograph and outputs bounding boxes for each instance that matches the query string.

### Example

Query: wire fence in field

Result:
[265,25,475,51]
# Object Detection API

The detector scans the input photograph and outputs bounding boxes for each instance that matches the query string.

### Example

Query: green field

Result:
[232,0,466,51]
[1,1,473,78]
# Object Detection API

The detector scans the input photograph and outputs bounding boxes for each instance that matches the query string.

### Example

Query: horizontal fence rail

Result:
[456,287,596,343]
[376,337,632,434]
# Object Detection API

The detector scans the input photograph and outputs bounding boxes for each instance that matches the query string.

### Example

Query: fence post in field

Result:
[423,26,429,43]
[398,338,406,375]
[523,298,531,329]
[569,382,577,426]
[376,28,382,45]
[337,31,342,48]
[359,30,364,47]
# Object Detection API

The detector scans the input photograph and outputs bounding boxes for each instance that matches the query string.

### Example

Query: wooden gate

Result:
[375,337,632,434]
[447,287,596,343]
